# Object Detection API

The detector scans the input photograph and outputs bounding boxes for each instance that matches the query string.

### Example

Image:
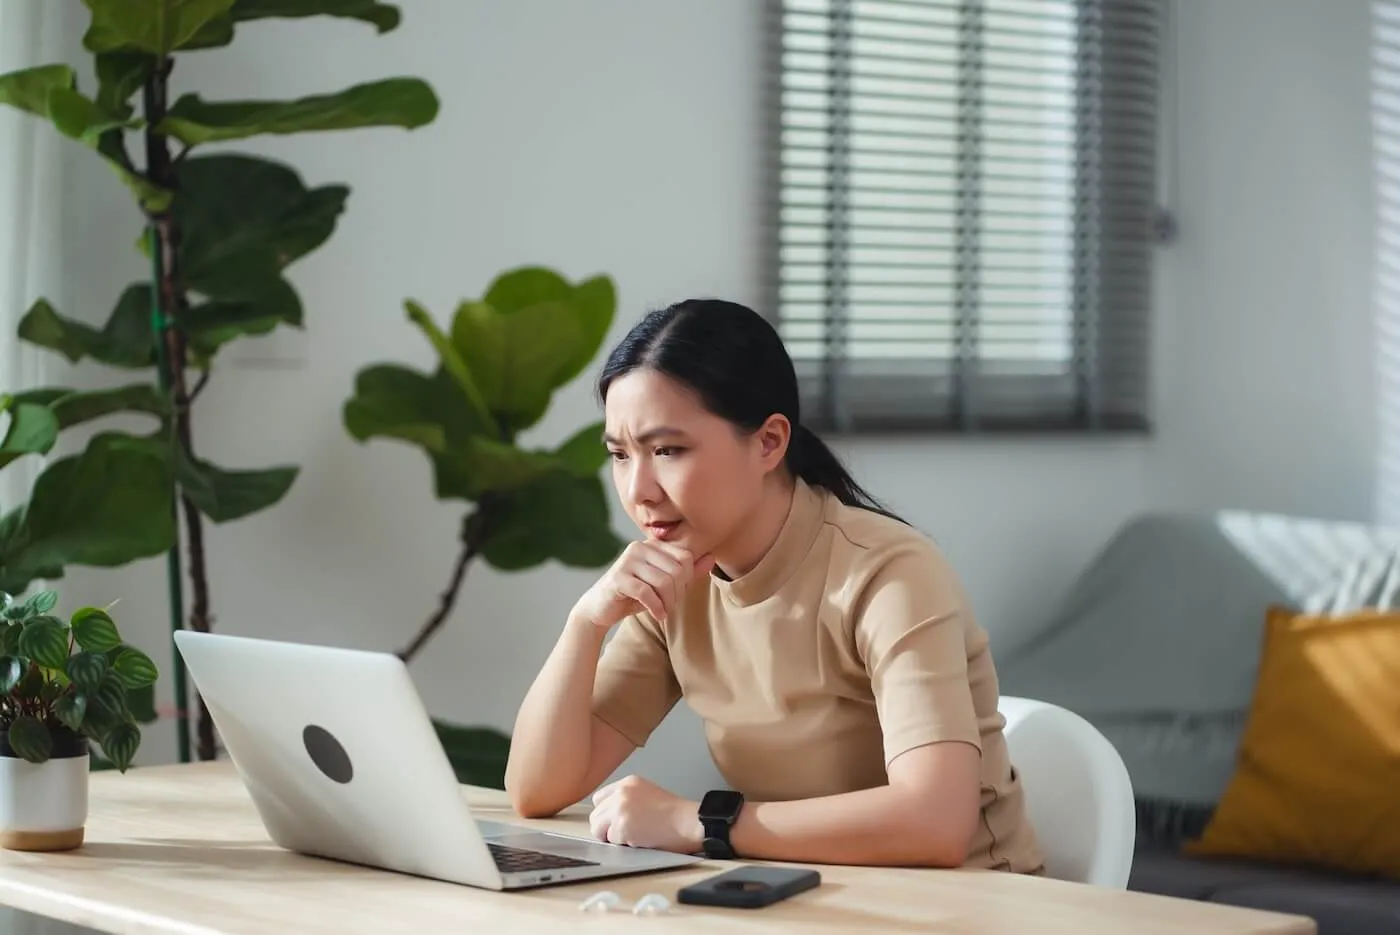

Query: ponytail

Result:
[787,423,906,524]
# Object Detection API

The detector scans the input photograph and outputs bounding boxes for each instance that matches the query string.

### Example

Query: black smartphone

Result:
[676,865,822,909]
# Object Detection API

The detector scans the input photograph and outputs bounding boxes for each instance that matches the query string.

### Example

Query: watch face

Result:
[699,789,744,821]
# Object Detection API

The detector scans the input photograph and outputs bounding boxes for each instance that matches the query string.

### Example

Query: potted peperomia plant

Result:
[0,589,156,852]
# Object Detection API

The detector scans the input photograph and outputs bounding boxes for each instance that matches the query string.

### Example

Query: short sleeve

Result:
[591,612,682,747]
[852,546,982,765]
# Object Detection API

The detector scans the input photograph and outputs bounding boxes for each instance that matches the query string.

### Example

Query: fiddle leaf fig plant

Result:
[343,265,626,786]
[0,589,157,772]
[0,0,438,765]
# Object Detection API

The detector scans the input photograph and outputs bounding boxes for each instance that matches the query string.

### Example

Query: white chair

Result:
[998,695,1137,889]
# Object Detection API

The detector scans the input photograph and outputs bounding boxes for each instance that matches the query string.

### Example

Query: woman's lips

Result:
[645,521,682,541]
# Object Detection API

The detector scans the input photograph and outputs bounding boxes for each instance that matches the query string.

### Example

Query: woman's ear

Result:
[755,414,791,470]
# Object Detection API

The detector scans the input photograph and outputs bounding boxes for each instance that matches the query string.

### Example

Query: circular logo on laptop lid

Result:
[302,725,353,784]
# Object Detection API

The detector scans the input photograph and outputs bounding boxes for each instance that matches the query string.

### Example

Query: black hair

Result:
[597,298,905,524]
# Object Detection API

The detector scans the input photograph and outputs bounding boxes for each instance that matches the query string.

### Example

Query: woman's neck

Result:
[713,474,797,580]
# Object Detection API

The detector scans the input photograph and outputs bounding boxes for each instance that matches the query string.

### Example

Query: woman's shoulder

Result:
[820,493,943,562]
[814,494,981,649]
[817,493,964,596]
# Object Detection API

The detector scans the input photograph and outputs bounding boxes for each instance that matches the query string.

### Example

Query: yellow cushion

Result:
[1184,605,1400,879]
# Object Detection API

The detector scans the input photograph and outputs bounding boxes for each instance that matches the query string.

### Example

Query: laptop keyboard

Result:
[488,841,599,873]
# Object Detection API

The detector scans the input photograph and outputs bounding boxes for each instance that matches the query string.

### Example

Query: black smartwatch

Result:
[698,789,745,859]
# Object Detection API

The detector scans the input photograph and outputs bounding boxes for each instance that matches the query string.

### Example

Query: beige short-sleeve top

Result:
[591,478,1044,874]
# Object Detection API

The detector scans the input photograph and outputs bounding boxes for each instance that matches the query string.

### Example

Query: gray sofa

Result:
[997,511,1400,935]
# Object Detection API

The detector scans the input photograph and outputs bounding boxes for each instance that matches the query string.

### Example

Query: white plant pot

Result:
[0,729,89,852]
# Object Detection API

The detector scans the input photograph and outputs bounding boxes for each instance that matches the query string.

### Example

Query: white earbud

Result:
[633,893,672,916]
[579,890,622,912]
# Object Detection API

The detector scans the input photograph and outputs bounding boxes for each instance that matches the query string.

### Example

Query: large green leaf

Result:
[0,65,168,210]
[431,720,510,789]
[3,715,51,763]
[71,608,122,653]
[176,450,298,523]
[111,646,158,689]
[181,277,303,359]
[82,0,237,55]
[482,471,625,571]
[0,65,74,118]
[47,86,141,144]
[479,268,616,389]
[0,509,64,598]
[54,694,88,733]
[454,437,561,497]
[0,401,59,469]
[564,276,617,384]
[343,364,449,453]
[344,371,612,499]
[404,301,497,434]
[12,384,169,432]
[0,433,176,592]
[99,721,141,773]
[551,421,609,475]
[451,299,586,433]
[95,52,154,116]
[172,154,348,301]
[158,78,438,145]
[126,681,158,723]
[93,671,128,719]
[442,269,617,433]
[230,0,400,31]
[482,267,575,315]
[67,652,109,693]
[19,287,157,368]
[17,618,70,670]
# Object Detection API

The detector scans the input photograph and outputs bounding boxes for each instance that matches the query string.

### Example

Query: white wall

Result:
[24,0,1380,788]
[1149,0,1377,524]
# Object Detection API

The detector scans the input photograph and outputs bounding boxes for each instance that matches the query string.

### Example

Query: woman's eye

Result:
[608,450,627,461]
[655,446,683,457]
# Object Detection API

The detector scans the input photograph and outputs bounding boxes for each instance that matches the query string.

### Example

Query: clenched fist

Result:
[588,775,701,854]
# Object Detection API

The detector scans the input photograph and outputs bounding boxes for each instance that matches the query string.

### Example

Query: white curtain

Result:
[0,0,60,511]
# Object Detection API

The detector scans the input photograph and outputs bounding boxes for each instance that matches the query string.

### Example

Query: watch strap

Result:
[701,820,736,859]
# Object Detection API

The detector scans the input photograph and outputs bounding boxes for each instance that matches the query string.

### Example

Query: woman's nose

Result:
[626,461,662,506]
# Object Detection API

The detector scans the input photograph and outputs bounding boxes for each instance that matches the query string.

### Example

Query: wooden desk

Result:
[0,762,1313,935]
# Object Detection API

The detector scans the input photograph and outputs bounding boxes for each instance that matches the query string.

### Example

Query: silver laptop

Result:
[172,630,701,890]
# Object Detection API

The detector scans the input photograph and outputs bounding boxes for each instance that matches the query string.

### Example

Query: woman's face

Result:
[602,369,785,559]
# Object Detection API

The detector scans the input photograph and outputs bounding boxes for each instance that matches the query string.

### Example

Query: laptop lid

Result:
[173,630,512,889]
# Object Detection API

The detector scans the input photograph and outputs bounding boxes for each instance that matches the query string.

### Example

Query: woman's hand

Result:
[570,539,714,630]
[589,775,700,853]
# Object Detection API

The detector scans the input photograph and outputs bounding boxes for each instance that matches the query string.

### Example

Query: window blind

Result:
[765,0,1164,433]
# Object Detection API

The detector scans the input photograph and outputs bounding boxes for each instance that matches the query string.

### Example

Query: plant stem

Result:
[397,504,494,663]
[143,56,216,763]
[147,220,190,766]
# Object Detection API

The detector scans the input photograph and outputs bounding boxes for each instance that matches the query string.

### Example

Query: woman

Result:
[504,299,1043,872]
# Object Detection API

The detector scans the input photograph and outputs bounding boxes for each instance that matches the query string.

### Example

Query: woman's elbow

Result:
[504,768,582,819]
[903,803,978,868]
[904,827,974,868]
[505,779,562,819]
[512,797,561,820]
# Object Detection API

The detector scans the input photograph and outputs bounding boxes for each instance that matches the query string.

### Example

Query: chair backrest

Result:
[998,695,1136,888]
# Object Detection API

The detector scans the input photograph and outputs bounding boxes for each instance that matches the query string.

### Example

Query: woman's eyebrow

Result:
[602,426,686,445]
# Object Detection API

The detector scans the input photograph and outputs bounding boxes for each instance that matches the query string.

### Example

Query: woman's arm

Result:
[724,742,982,867]
[505,614,634,817]
[592,741,981,867]
[506,540,701,817]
